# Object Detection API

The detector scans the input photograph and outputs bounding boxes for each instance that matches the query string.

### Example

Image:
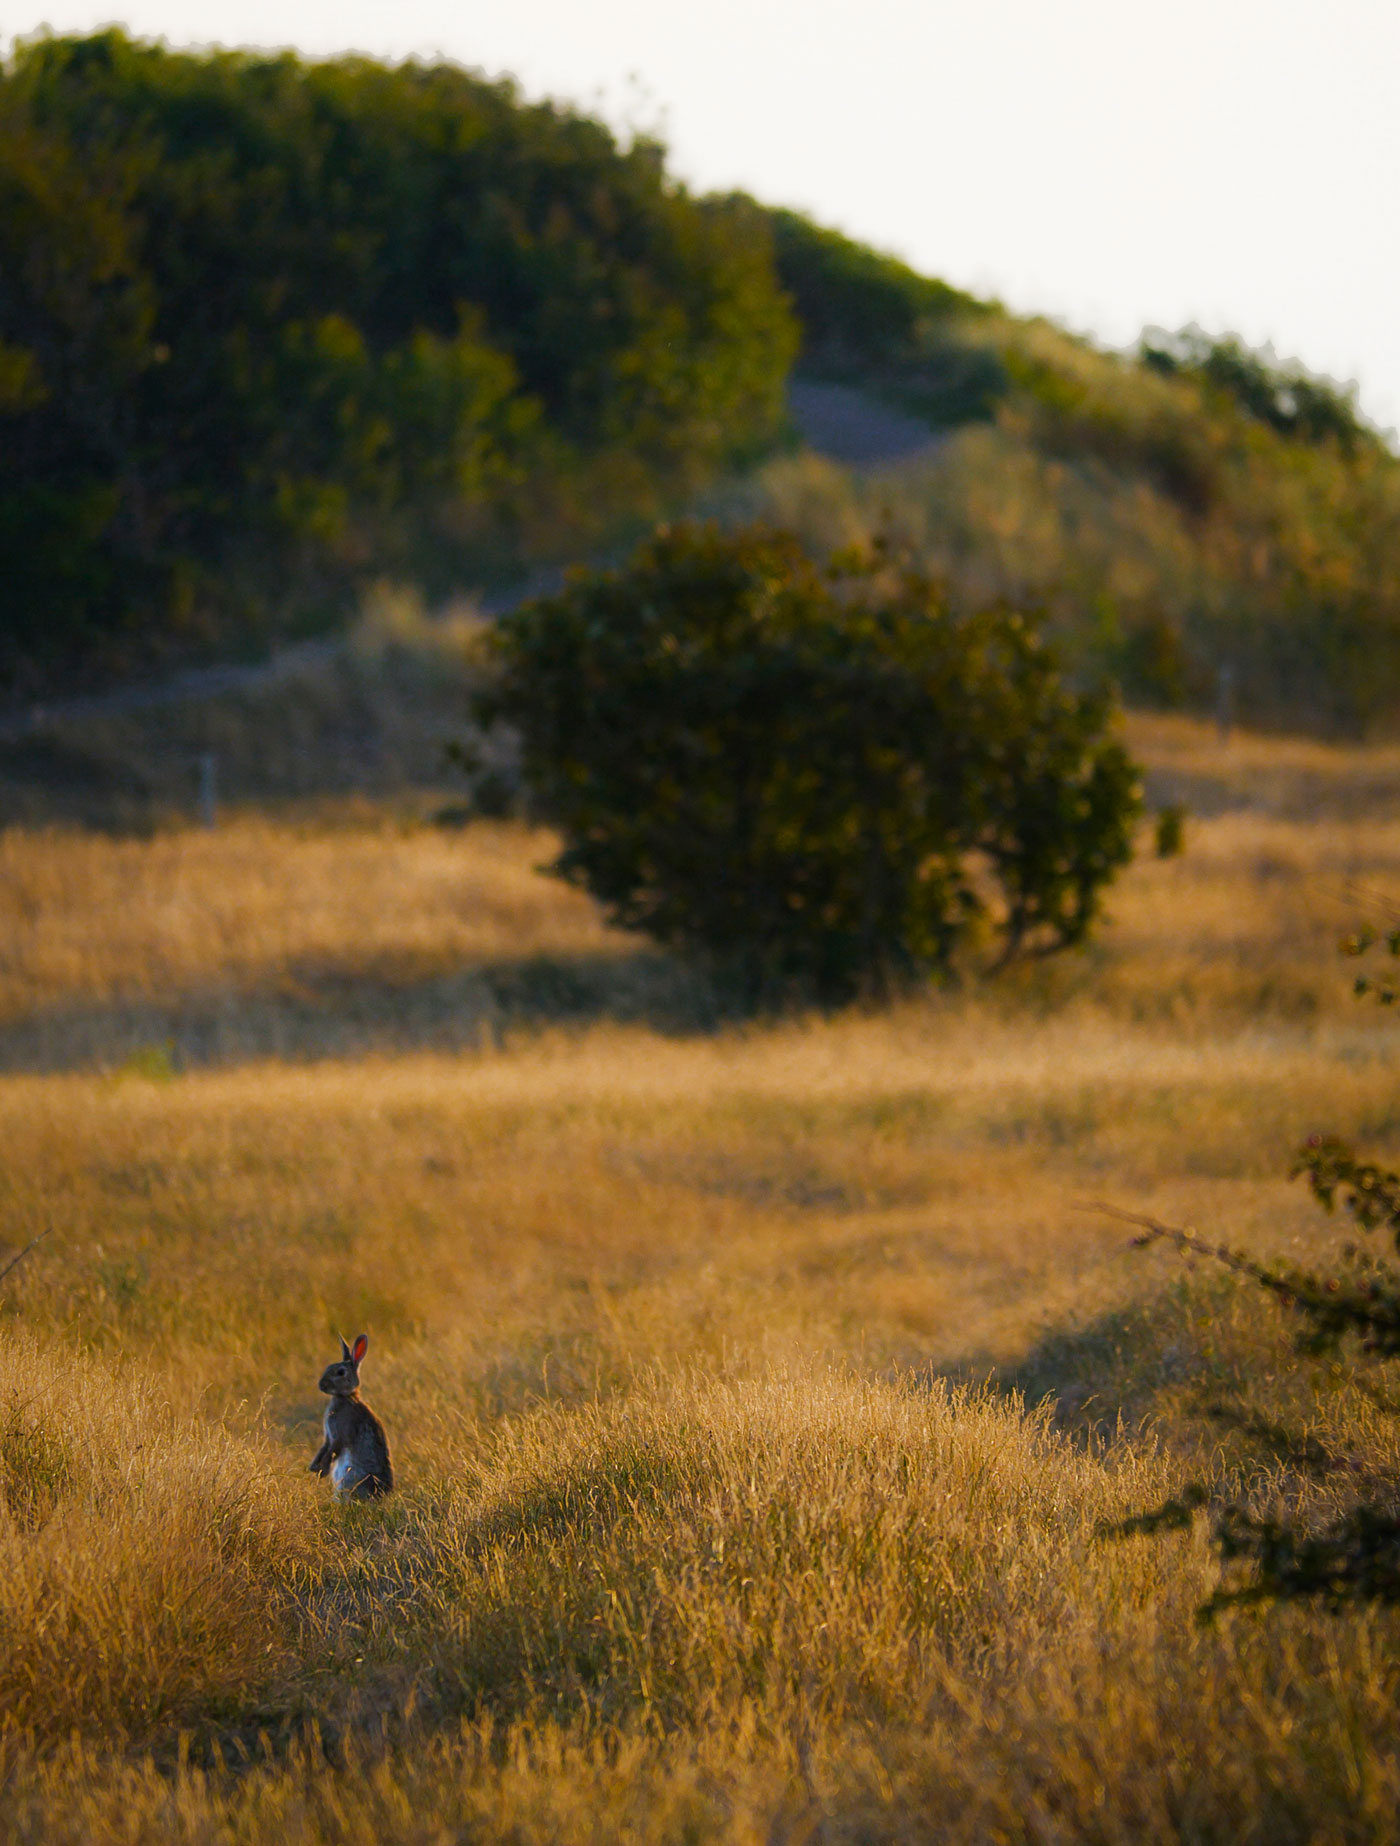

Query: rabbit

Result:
[309,1332,394,1499]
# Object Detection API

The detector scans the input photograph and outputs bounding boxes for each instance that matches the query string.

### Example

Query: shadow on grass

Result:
[950,1274,1265,1440]
[957,1272,1359,1480]
[0,948,741,1075]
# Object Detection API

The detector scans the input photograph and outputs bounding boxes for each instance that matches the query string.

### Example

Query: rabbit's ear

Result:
[340,1336,352,1362]
[352,1333,369,1365]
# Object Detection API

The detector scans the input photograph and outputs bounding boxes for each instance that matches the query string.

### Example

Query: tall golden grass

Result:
[3,713,1400,1840]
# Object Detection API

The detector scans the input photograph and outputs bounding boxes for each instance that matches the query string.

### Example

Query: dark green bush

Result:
[766,207,1006,430]
[479,524,1141,1004]
[1141,326,1381,456]
[768,208,979,360]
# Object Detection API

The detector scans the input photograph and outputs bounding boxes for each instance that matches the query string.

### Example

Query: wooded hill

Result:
[0,31,796,695]
[4,31,1399,734]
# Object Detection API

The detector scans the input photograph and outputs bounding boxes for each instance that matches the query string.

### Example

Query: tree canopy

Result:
[0,32,797,694]
[481,524,1141,1004]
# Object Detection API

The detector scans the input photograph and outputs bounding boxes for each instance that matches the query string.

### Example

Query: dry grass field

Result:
[4,712,1400,1841]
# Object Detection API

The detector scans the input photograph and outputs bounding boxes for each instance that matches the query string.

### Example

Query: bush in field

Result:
[1111,929,1400,1612]
[479,524,1141,1004]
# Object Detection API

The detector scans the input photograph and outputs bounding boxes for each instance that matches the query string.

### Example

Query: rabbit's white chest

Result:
[331,1449,356,1492]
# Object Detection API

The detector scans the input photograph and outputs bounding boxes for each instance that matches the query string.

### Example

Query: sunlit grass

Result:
[3,714,1400,1839]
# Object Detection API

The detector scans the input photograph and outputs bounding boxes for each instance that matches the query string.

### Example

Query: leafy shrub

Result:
[479,524,1141,1004]
[1109,928,1400,1612]
[1004,339,1228,518]
[767,208,982,362]
[1142,326,1381,456]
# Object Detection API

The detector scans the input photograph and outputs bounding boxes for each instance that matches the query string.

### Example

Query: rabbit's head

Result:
[319,1332,369,1396]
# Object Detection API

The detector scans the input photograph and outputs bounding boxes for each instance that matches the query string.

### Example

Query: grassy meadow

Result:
[4,712,1400,1840]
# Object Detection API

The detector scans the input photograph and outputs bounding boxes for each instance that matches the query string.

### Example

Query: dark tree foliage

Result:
[479,524,1141,1004]
[767,208,980,362]
[765,208,1006,429]
[0,32,797,694]
[1104,928,1400,1614]
[1141,326,1380,456]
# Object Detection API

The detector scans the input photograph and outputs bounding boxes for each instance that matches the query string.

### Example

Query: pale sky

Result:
[8,0,1399,434]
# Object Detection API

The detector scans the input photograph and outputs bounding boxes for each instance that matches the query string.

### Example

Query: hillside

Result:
[0,32,795,700]
[753,212,1400,736]
[5,32,1400,738]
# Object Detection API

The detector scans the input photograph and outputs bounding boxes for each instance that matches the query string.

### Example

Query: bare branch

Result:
[1083,1202,1284,1289]
[0,1227,51,1291]
[1085,1200,1400,1350]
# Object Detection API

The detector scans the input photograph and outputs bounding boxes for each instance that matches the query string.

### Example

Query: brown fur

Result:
[309,1332,394,1498]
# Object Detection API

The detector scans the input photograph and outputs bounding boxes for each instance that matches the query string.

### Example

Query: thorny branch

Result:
[0,1227,51,1292]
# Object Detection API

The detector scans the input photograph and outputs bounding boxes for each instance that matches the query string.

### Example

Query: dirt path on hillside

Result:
[786,379,945,467]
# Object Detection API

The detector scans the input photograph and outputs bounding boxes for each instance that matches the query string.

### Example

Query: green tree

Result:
[479,524,1141,1004]
[0,32,797,694]
[1141,326,1381,456]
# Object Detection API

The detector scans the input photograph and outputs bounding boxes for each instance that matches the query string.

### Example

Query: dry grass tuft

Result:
[0,1328,317,1744]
